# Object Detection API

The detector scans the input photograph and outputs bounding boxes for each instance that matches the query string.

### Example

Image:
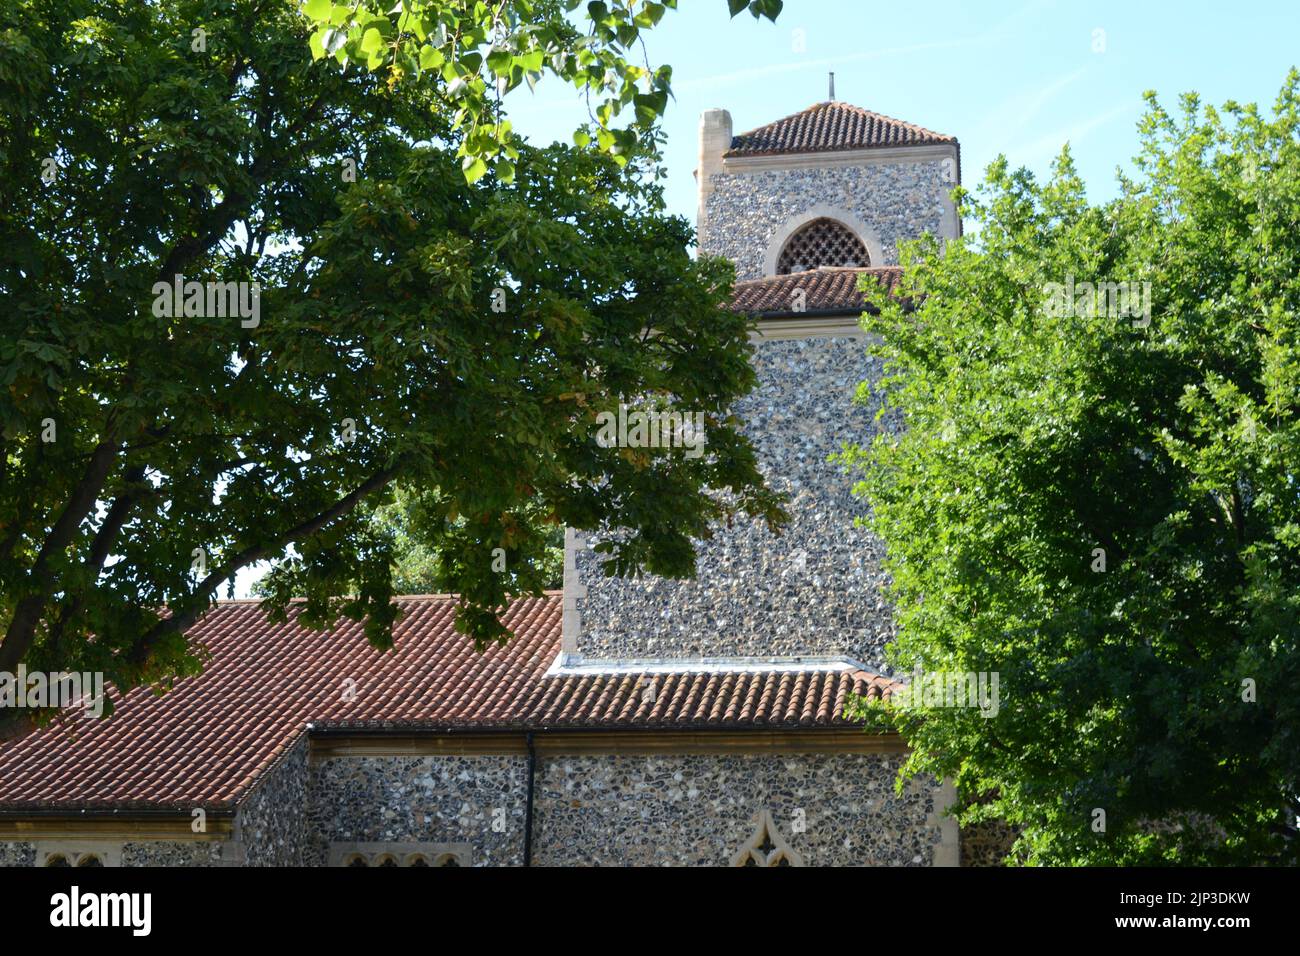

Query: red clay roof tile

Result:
[0,595,897,811]
[731,266,906,316]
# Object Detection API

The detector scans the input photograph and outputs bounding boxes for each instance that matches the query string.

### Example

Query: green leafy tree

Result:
[255,486,565,597]
[300,0,784,182]
[845,73,1300,865]
[0,0,784,700]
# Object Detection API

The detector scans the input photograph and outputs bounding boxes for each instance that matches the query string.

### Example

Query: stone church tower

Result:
[562,98,961,674]
[0,97,984,868]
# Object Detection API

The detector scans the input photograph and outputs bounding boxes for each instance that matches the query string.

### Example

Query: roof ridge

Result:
[212,589,564,605]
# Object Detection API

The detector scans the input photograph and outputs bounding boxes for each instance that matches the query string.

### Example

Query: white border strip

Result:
[544,653,875,678]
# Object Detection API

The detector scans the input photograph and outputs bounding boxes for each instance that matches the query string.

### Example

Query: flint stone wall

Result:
[699,159,951,280]
[234,735,312,866]
[574,334,900,669]
[121,841,227,866]
[531,751,943,866]
[306,754,529,866]
[0,837,228,867]
[0,842,34,866]
[1,750,958,866]
[960,819,1019,867]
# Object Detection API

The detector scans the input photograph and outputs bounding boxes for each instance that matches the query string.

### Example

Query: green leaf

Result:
[520,48,545,73]
[361,26,384,54]
[635,3,666,27]
[633,91,667,126]
[303,0,332,22]
[418,44,444,71]
[461,154,488,183]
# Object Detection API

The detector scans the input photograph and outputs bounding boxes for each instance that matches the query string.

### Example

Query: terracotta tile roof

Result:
[731,266,907,316]
[519,668,894,728]
[726,101,956,157]
[0,595,896,811]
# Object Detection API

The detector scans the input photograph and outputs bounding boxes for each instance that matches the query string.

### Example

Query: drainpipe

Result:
[523,731,536,867]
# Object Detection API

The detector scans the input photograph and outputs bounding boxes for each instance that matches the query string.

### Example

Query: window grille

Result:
[776,218,869,274]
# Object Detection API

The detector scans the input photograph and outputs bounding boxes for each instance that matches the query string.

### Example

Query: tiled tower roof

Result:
[726,100,956,157]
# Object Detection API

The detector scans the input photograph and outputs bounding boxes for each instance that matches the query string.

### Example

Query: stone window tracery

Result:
[730,809,804,867]
[330,843,471,867]
[42,850,109,867]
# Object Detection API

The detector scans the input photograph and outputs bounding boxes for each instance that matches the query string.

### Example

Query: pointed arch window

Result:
[42,850,108,867]
[730,809,804,867]
[776,217,869,274]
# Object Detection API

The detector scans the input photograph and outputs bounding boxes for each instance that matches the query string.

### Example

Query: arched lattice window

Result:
[776,218,869,274]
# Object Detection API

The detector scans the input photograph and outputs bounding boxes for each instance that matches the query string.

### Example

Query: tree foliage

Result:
[301,0,783,182]
[0,0,783,700]
[845,73,1300,865]
[255,486,565,598]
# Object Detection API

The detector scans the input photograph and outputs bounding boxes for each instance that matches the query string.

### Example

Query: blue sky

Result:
[506,0,1300,225]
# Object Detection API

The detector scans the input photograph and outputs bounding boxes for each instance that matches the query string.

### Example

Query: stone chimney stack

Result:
[696,108,732,250]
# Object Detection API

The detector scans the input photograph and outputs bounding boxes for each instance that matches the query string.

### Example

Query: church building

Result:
[0,97,993,867]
